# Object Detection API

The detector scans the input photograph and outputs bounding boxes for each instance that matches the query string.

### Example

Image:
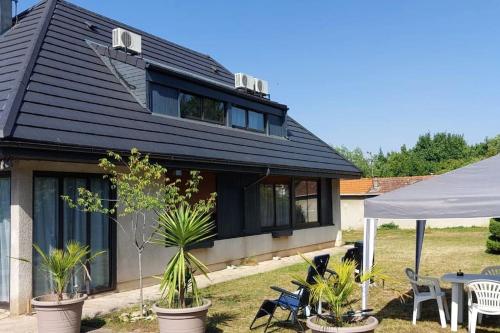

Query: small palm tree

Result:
[33,241,104,301]
[298,258,379,327]
[153,202,215,308]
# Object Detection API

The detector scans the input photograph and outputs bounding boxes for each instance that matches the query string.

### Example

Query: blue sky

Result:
[18,0,500,153]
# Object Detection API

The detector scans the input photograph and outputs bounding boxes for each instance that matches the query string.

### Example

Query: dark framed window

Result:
[294,179,319,225]
[260,183,290,228]
[150,83,179,117]
[179,92,225,124]
[180,92,202,120]
[230,106,247,128]
[248,110,265,132]
[203,98,225,123]
[268,114,284,137]
[32,173,116,297]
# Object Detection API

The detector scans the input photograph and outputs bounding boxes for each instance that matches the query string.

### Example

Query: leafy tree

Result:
[63,148,214,315]
[334,132,500,177]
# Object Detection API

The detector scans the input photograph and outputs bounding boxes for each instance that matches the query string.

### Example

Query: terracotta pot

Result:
[32,293,87,333]
[153,299,212,333]
[306,315,379,333]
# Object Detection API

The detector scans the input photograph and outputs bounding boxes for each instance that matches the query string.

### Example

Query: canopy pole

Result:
[415,220,426,275]
[361,217,377,310]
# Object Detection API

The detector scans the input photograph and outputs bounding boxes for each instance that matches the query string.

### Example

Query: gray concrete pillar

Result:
[9,161,33,315]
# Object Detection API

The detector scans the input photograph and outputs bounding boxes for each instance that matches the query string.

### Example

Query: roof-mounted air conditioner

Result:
[254,78,269,95]
[112,28,141,54]
[235,73,255,91]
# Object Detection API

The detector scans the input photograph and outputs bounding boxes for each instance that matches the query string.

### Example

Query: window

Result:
[150,83,179,117]
[33,174,114,297]
[179,92,225,124]
[260,183,290,228]
[180,92,202,119]
[248,111,265,132]
[268,114,284,137]
[294,180,319,224]
[230,106,246,128]
[203,98,225,123]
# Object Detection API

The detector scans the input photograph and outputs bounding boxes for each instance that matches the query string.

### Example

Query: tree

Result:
[63,148,211,315]
[334,132,500,178]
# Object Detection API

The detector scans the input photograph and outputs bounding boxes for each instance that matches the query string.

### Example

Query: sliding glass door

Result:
[33,174,114,297]
[0,176,10,305]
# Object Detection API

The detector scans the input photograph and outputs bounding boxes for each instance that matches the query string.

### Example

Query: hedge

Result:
[490,218,500,238]
[486,235,500,254]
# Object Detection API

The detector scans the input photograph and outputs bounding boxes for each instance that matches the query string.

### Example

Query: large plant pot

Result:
[306,315,379,333]
[153,299,212,333]
[32,293,87,333]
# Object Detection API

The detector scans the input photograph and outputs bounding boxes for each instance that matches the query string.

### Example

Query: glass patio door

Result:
[0,176,10,304]
[33,174,113,297]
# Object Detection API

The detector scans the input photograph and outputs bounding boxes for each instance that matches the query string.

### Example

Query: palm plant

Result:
[298,258,379,327]
[153,202,215,308]
[33,241,104,301]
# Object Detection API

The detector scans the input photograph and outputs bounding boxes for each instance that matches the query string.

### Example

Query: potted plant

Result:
[300,259,380,333]
[31,241,103,333]
[152,198,216,333]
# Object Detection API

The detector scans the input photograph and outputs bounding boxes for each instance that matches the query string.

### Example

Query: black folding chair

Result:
[249,254,334,332]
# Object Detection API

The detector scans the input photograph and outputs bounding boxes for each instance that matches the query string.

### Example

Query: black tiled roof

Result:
[0,0,360,177]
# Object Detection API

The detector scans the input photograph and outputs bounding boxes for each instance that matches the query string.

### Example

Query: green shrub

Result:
[486,235,500,254]
[489,218,500,238]
[378,222,400,230]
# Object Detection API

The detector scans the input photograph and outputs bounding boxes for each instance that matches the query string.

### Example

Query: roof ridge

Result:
[58,0,233,76]
[0,0,58,137]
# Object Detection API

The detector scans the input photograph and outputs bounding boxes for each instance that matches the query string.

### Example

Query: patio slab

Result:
[0,245,349,332]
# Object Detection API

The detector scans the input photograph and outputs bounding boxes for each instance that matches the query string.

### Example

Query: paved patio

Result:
[0,245,349,333]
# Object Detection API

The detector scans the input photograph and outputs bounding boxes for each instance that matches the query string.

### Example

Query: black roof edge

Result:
[0,140,360,179]
[146,62,289,111]
[0,0,57,138]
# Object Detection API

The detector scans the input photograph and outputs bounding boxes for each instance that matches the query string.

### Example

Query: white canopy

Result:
[360,154,500,313]
[364,154,500,219]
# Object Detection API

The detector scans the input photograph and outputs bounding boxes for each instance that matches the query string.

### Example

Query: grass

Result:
[82,227,500,332]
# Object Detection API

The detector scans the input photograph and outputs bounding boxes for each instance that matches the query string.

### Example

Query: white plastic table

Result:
[441,273,500,332]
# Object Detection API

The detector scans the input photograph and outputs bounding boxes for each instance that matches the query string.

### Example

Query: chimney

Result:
[0,0,12,35]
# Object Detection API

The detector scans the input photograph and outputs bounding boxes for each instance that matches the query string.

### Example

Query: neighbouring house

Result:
[0,0,360,314]
[340,176,490,230]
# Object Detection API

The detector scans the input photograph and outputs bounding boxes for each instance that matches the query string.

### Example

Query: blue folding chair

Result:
[249,254,334,332]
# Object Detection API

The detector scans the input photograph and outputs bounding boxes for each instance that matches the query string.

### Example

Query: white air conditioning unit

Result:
[254,77,269,95]
[112,28,141,54]
[234,73,255,91]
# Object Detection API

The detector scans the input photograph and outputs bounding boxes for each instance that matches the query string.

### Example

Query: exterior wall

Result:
[8,159,343,313]
[340,197,489,230]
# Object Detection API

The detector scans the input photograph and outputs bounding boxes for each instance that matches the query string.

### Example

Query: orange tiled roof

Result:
[340,176,432,196]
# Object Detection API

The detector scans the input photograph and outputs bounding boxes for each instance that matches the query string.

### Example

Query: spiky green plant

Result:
[153,202,215,308]
[33,241,104,301]
[297,258,380,327]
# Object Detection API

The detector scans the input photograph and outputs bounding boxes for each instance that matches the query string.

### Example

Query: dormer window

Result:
[180,93,225,124]
[148,70,286,137]
[229,106,265,133]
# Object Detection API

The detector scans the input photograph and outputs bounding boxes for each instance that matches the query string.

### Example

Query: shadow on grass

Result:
[81,317,106,332]
[206,311,238,333]
[375,289,500,332]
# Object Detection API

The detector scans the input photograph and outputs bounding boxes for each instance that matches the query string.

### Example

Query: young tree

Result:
[63,148,209,315]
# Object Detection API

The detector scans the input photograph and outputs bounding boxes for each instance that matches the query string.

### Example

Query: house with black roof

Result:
[0,0,360,314]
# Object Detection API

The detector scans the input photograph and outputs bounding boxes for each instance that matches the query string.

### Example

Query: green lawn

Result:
[83,227,500,332]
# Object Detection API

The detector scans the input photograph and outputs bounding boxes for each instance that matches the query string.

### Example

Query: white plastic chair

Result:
[481,266,500,276]
[405,268,450,328]
[466,280,500,333]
